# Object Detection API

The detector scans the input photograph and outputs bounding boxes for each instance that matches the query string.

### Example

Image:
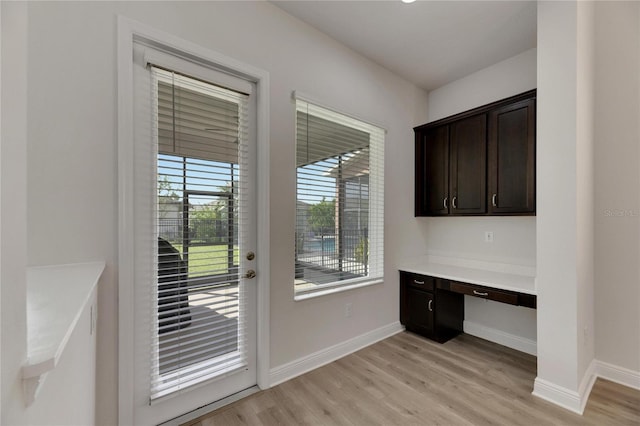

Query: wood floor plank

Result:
[184,332,640,426]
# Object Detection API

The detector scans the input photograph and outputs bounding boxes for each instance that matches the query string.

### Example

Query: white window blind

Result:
[294,98,384,297]
[150,67,250,400]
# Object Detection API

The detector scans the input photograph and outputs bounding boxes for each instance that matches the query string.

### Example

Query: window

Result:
[294,98,384,297]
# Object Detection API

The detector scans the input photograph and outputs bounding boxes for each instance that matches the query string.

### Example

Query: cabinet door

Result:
[417,125,449,216]
[405,287,434,336]
[488,99,535,214]
[449,114,487,214]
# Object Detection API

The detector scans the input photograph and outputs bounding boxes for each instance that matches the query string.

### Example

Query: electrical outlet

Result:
[345,302,352,318]
[485,231,494,243]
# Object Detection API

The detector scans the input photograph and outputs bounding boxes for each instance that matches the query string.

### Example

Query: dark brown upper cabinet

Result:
[488,98,536,214]
[416,125,449,215]
[450,115,487,215]
[415,90,536,217]
[415,114,487,216]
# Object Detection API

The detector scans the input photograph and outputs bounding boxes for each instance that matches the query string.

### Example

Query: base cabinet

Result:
[405,287,434,336]
[400,270,537,344]
[400,271,463,343]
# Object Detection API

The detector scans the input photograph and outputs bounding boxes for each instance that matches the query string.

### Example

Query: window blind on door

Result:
[294,99,384,296]
[150,67,250,401]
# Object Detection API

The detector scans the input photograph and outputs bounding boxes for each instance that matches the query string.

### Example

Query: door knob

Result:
[246,251,255,261]
[245,269,256,279]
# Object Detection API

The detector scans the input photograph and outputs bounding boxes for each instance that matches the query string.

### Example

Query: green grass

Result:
[172,243,239,277]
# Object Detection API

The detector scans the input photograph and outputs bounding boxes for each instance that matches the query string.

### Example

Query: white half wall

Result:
[421,48,538,350]
[19,2,429,423]
[25,288,98,425]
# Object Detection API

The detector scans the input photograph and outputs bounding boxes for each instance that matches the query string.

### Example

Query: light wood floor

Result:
[184,332,640,425]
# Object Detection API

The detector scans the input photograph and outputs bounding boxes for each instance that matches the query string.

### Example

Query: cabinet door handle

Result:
[443,197,448,209]
[428,299,433,312]
[452,196,457,209]
[473,290,489,297]
[492,194,497,207]
[413,280,425,285]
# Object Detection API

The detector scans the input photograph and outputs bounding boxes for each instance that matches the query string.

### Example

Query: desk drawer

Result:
[402,272,435,291]
[449,282,518,305]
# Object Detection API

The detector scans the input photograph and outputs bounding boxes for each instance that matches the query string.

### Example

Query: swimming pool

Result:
[304,237,335,253]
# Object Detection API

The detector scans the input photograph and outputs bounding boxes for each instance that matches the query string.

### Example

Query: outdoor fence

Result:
[159,218,237,246]
[296,227,368,278]
[160,218,368,280]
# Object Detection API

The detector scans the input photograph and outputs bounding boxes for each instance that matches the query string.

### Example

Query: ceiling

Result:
[271,1,537,91]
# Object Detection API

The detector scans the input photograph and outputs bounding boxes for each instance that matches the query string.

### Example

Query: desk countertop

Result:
[398,256,536,295]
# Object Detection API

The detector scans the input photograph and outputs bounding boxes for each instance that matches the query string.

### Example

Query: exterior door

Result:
[132,43,257,425]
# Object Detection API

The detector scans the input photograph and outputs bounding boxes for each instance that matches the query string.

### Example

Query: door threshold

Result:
[158,386,261,426]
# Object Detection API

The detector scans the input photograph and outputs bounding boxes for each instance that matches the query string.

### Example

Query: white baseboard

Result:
[533,378,583,414]
[578,360,598,413]
[532,359,598,415]
[269,322,404,387]
[533,360,640,414]
[596,360,640,390]
[463,320,537,356]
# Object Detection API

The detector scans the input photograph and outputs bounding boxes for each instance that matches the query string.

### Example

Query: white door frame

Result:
[117,16,270,425]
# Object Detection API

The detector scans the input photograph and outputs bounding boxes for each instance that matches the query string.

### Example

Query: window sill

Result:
[294,278,383,301]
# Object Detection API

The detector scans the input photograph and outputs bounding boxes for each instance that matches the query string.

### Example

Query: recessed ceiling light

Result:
[402,0,417,3]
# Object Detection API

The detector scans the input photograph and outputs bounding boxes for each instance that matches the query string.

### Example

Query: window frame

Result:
[293,93,385,300]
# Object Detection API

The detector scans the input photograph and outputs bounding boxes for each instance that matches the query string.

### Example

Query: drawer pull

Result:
[492,193,497,207]
[473,290,489,297]
[452,196,457,209]
[443,197,448,209]
[428,300,433,312]
[413,280,425,285]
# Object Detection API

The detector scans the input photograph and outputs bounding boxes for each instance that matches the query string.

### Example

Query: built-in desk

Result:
[399,257,536,343]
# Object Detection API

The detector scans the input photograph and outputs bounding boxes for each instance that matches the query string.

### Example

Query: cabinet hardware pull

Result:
[473,290,489,297]
[413,280,425,285]
[492,194,497,207]
[452,196,457,209]
[428,300,433,312]
[443,197,448,209]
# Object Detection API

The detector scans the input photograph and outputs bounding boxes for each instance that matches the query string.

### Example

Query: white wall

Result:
[1,2,29,424]
[535,1,596,409]
[537,0,579,393]
[17,2,428,423]
[594,1,640,374]
[575,0,596,383]
[427,48,538,122]
[422,48,538,346]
